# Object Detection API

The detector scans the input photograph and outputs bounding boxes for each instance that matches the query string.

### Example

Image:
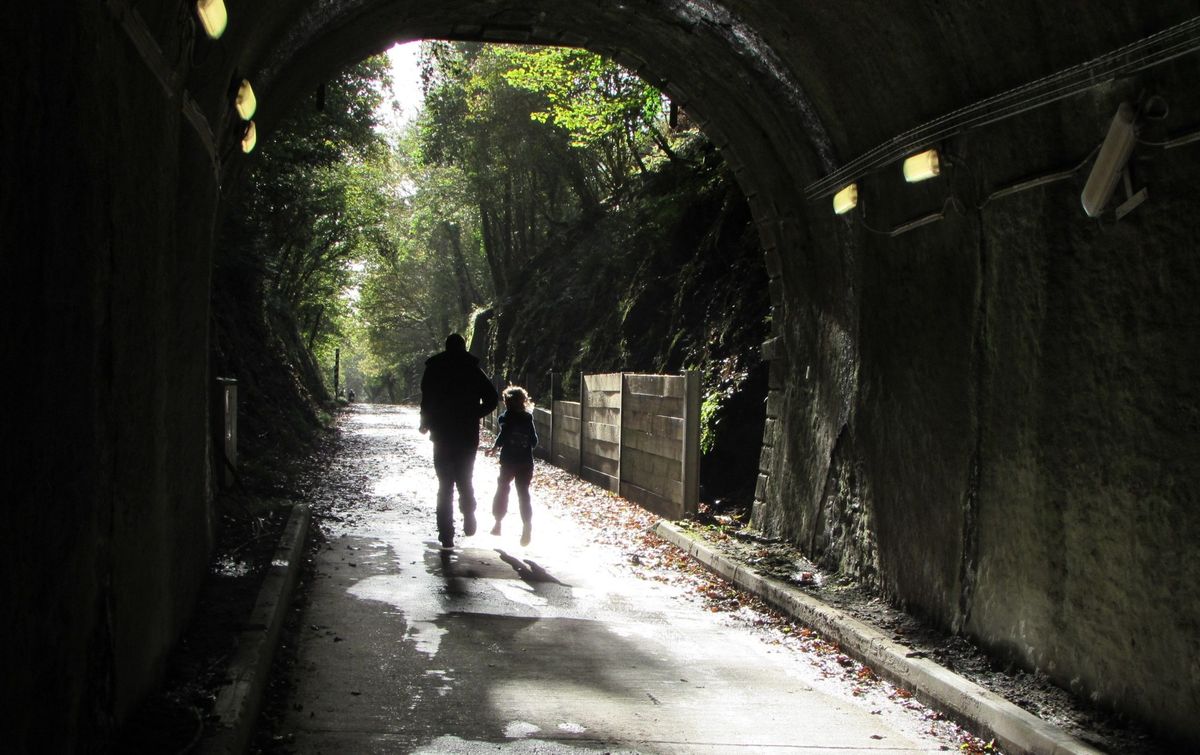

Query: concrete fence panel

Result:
[623,394,685,426]
[552,400,582,474]
[582,373,623,492]
[535,371,700,519]
[622,373,694,518]
[623,427,684,460]
[625,373,686,398]
[532,406,552,461]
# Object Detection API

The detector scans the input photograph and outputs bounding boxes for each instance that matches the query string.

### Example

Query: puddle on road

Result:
[348,574,450,656]
[424,668,455,697]
[346,563,592,659]
[410,736,640,754]
[293,405,993,755]
[503,720,541,738]
[489,580,549,608]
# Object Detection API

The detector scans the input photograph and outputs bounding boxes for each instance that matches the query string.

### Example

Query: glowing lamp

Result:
[235,80,257,120]
[241,121,257,154]
[196,0,228,40]
[832,183,858,214]
[1081,102,1137,217]
[902,149,941,183]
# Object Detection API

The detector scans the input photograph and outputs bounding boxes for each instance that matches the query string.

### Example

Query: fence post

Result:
[578,372,587,477]
[617,372,626,497]
[547,371,556,466]
[681,370,701,516]
[215,377,238,488]
[498,375,505,431]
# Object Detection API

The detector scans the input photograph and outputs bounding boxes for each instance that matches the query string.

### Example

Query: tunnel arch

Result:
[205,5,1200,746]
[203,3,857,574]
[207,1,839,323]
[201,3,849,569]
[200,6,1200,745]
[9,2,1200,749]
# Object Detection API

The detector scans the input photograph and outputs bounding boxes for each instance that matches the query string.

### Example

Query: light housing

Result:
[235,80,257,120]
[832,183,858,215]
[241,121,257,154]
[196,0,228,40]
[1081,102,1137,217]
[902,149,941,183]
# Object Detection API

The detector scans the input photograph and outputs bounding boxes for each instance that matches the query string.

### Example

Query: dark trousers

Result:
[492,461,533,523]
[433,443,477,539]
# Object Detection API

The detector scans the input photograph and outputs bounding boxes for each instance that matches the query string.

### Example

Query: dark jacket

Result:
[419,349,499,447]
[493,409,538,465]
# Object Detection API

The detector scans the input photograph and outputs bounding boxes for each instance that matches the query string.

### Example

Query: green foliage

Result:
[352,120,494,399]
[415,43,596,298]
[219,43,700,407]
[350,42,681,394]
[700,391,723,456]
[218,55,397,398]
[211,41,765,501]
[500,46,669,185]
[357,41,657,395]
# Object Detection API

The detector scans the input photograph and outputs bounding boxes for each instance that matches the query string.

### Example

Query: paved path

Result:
[266,405,961,753]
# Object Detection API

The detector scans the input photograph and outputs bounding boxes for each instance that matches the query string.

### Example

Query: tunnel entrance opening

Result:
[211,36,773,530]
[206,3,822,581]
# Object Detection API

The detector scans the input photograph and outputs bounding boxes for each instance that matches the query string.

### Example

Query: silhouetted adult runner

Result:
[418,334,498,548]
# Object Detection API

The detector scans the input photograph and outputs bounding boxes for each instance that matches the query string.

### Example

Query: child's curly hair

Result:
[502,385,531,411]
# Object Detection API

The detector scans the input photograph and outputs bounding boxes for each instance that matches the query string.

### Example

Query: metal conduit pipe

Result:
[805,15,1200,200]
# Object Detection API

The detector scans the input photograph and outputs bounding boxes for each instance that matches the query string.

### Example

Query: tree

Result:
[418,43,607,301]
[353,43,680,397]
[501,46,676,187]
[353,123,493,399]
[220,56,397,388]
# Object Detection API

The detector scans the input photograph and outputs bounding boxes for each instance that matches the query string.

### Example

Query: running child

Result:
[487,386,538,545]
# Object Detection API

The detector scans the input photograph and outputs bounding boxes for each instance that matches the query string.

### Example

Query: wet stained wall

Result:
[754,9,1200,745]
[2,3,219,748]
[3,0,1199,748]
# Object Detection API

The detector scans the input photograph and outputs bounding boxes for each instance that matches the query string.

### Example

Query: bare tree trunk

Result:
[307,304,325,351]
[444,221,481,315]
[502,175,515,278]
[479,204,507,298]
[644,116,683,164]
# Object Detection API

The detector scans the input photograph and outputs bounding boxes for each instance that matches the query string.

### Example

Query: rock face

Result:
[4,0,1199,748]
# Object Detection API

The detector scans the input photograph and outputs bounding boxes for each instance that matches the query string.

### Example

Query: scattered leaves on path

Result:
[529,459,996,754]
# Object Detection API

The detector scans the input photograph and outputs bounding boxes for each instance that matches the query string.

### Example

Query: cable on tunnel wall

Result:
[104,0,221,182]
[806,14,1200,200]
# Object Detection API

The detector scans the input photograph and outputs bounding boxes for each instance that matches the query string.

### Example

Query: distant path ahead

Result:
[265,404,962,753]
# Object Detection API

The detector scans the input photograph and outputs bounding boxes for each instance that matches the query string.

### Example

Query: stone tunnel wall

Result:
[249,0,1200,740]
[5,0,1200,748]
[755,50,1200,748]
[2,4,219,748]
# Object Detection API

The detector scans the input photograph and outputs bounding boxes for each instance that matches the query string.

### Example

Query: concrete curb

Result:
[654,520,1104,755]
[202,503,311,754]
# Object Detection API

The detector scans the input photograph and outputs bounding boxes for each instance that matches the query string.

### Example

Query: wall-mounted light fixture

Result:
[902,148,941,183]
[235,80,257,120]
[1081,102,1137,217]
[241,121,257,154]
[832,183,858,214]
[196,0,228,40]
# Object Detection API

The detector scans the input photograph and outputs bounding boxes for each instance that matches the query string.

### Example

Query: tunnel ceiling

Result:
[204,1,1200,221]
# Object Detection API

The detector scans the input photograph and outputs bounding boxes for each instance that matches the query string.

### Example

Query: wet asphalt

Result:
[266,404,961,753]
